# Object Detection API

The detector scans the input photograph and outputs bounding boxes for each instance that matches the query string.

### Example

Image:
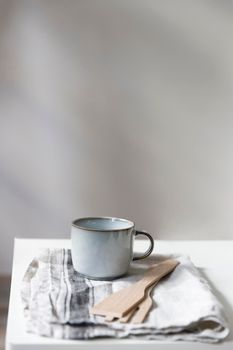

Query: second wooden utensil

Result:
[91,259,179,319]
[105,283,156,323]
[121,283,155,323]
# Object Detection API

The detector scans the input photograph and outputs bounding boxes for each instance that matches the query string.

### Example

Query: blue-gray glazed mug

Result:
[71,216,154,280]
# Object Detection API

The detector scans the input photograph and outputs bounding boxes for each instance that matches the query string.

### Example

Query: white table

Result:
[5,239,233,349]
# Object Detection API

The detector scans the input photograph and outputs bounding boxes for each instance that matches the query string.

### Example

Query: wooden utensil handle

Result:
[138,259,179,289]
[131,284,155,324]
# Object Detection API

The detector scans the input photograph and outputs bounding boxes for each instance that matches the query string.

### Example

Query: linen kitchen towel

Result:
[21,249,229,343]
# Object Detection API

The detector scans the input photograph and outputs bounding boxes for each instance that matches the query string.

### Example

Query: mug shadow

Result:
[126,254,176,278]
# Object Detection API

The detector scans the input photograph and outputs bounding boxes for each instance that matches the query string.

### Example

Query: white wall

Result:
[0,0,232,273]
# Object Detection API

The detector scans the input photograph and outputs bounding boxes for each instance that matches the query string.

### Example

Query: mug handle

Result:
[133,230,154,261]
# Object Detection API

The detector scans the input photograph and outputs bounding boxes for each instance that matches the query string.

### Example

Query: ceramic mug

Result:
[71,216,154,280]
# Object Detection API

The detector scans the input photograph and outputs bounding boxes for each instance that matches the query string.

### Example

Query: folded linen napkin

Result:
[21,249,229,343]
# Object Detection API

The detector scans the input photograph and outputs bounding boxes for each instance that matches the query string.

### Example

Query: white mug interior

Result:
[72,217,134,231]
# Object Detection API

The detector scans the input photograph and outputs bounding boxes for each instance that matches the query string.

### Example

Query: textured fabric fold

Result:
[21,249,229,342]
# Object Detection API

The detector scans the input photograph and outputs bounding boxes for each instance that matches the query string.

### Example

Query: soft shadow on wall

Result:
[0,0,232,273]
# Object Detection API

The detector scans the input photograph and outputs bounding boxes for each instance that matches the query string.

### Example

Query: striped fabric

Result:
[21,249,229,342]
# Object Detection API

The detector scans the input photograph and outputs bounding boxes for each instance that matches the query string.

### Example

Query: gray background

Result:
[0,0,232,273]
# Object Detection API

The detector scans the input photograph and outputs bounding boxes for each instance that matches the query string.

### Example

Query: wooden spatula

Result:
[91,259,179,319]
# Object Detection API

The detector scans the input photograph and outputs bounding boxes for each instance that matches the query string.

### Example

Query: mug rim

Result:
[72,216,135,232]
